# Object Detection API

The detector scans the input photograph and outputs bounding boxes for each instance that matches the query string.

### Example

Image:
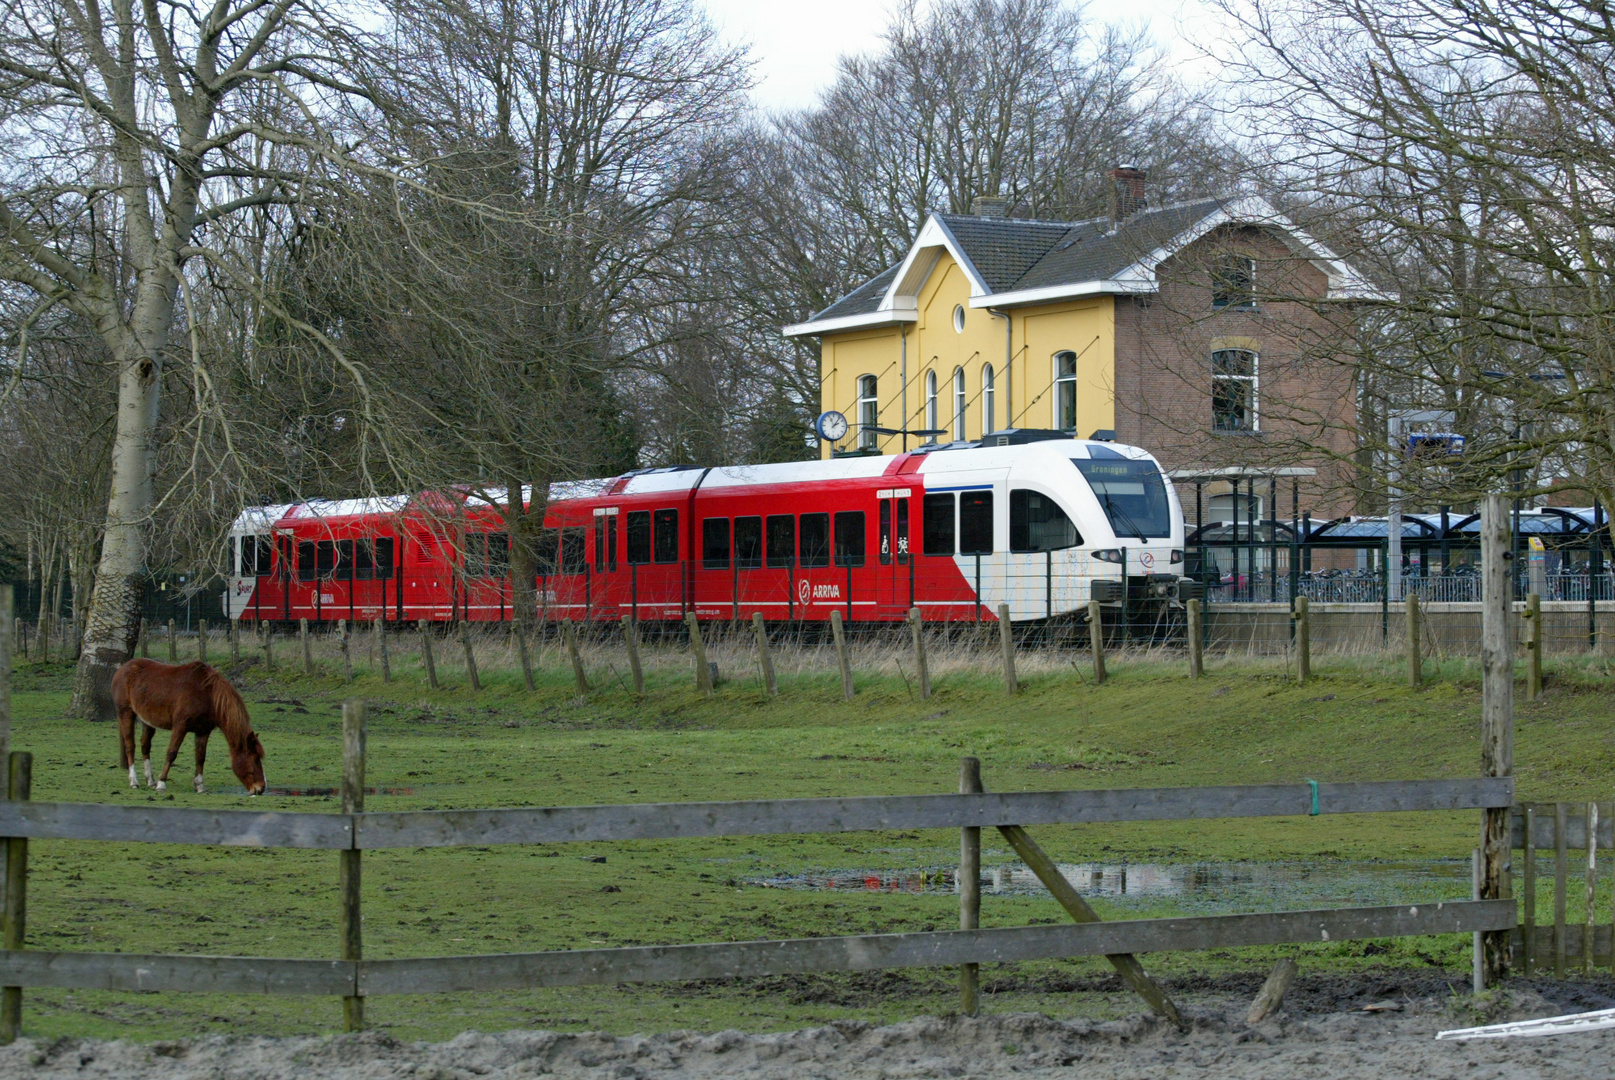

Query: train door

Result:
[593,507,619,620]
[876,487,913,620]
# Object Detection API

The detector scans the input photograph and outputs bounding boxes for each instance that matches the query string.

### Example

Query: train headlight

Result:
[1093,549,1123,564]
[1170,549,1183,564]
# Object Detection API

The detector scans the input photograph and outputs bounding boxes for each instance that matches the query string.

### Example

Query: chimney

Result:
[969,195,1010,219]
[1108,165,1147,223]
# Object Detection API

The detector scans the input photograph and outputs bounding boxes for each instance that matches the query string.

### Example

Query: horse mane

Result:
[203,667,254,744]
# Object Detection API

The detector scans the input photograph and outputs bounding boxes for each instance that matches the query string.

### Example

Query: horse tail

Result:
[204,666,252,741]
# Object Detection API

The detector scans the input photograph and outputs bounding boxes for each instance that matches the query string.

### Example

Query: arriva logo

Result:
[798,580,842,604]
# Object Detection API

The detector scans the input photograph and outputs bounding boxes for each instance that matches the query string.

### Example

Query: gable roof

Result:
[783,196,1388,337]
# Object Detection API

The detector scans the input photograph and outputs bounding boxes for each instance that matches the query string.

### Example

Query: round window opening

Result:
[952,305,966,333]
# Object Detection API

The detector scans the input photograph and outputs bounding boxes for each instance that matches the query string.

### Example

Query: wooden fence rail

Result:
[0,778,1514,850]
[0,901,1513,998]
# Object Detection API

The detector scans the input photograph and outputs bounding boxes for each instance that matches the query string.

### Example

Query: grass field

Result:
[6,629,1615,1042]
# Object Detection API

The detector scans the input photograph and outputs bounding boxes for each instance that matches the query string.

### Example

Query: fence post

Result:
[458,622,480,692]
[1,750,32,1044]
[339,621,354,683]
[516,624,535,692]
[1479,493,1514,986]
[624,618,644,695]
[996,603,1017,695]
[167,618,178,662]
[829,610,854,701]
[1526,592,1543,700]
[229,618,240,666]
[138,622,148,660]
[1586,801,1598,976]
[752,613,776,698]
[686,613,713,696]
[958,757,981,1017]
[418,620,438,689]
[375,619,390,683]
[909,607,930,700]
[197,618,209,664]
[1186,598,1203,678]
[339,700,365,1032]
[1088,600,1107,685]
[1294,596,1310,684]
[1406,594,1421,688]
[563,620,589,697]
[1471,847,1484,994]
[300,618,313,676]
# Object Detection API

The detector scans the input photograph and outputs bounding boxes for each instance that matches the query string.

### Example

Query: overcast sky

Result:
[699,0,1221,114]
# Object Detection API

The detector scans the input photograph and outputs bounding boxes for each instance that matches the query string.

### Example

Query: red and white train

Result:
[224,432,1192,626]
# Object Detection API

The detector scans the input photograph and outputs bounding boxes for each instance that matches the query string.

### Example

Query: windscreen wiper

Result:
[1103,494,1150,543]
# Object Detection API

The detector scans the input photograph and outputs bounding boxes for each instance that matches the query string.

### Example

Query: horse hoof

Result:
[155,780,166,791]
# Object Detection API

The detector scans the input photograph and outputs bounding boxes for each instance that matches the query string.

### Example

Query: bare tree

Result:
[1222,0,1615,506]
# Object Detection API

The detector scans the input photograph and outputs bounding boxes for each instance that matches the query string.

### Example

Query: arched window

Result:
[924,371,939,442]
[953,368,967,442]
[1054,351,1077,431]
[857,375,879,449]
[982,364,996,435]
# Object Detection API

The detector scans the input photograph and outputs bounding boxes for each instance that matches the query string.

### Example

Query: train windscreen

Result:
[1071,458,1172,540]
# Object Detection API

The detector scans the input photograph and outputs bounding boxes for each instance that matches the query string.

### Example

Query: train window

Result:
[702,518,731,570]
[465,532,509,578]
[1010,490,1082,553]
[735,516,762,569]
[353,539,374,579]
[536,528,559,575]
[800,513,830,568]
[595,515,617,571]
[923,494,955,555]
[959,491,994,555]
[242,535,274,576]
[626,511,651,564]
[834,511,866,567]
[766,514,795,568]
[316,539,337,577]
[298,540,316,581]
[560,527,588,574]
[896,498,910,564]
[879,501,891,565]
[373,537,396,579]
[335,539,355,577]
[653,508,680,563]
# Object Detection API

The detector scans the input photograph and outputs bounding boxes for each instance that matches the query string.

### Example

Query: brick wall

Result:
[1113,225,1361,520]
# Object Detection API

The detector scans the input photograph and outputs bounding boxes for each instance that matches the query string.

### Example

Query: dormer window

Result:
[1212,256,1256,310]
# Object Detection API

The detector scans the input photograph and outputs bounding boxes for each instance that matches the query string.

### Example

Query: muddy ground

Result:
[3,973,1611,1079]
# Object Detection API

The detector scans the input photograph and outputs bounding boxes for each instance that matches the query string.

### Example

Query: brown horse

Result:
[112,659,267,795]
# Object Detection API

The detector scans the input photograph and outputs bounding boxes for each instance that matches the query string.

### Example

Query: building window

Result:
[953,304,966,333]
[857,374,879,450]
[1212,255,1256,310]
[982,364,995,434]
[1054,351,1076,431]
[953,367,967,441]
[925,370,938,441]
[1212,349,1258,432]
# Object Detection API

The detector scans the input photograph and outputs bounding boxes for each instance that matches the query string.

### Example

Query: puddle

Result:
[746,859,1475,913]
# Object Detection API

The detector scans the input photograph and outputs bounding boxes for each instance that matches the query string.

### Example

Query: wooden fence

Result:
[1510,802,1615,976]
[0,701,1515,1037]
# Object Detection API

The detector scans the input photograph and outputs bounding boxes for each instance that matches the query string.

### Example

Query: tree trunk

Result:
[70,343,163,720]
[506,478,551,630]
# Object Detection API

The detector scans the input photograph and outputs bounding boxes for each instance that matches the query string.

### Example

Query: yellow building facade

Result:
[816,251,1118,457]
